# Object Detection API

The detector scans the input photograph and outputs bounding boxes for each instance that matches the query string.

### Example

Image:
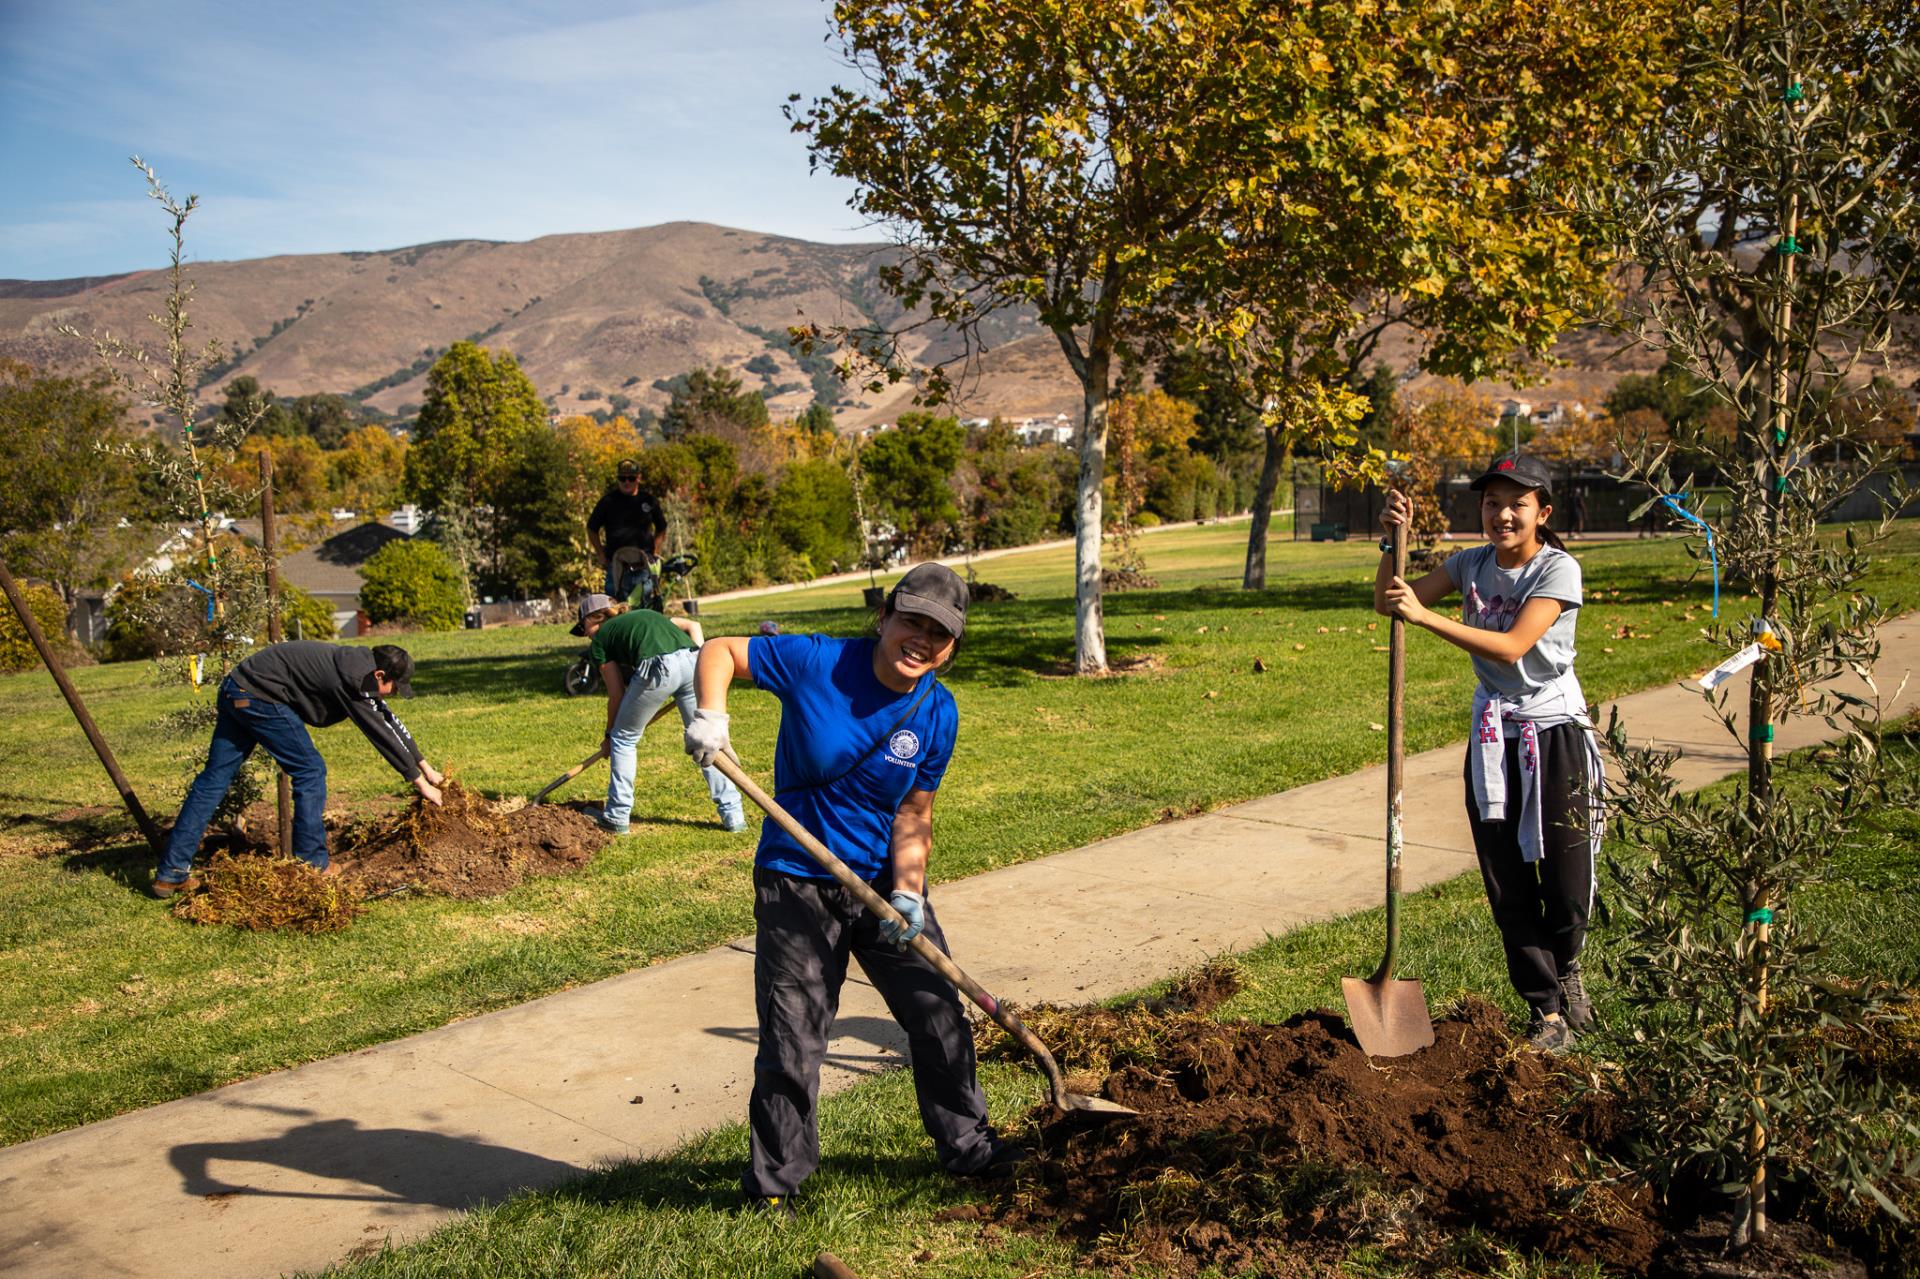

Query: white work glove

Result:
[683,709,732,767]
[877,889,926,949]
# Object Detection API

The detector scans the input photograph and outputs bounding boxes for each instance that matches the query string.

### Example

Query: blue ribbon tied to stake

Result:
[186,579,216,622]
[1658,496,1719,619]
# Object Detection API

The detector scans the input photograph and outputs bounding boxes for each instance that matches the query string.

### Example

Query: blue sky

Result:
[0,0,874,279]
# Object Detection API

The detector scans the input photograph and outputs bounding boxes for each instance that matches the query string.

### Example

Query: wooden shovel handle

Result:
[531,744,608,805]
[710,751,1067,1082]
[1373,518,1409,983]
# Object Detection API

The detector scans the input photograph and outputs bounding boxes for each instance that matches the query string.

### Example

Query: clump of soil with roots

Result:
[174,781,612,929]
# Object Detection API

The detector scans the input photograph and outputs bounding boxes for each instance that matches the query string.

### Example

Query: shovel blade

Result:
[1057,1090,1138,1117]
[1341,975,1435,1058]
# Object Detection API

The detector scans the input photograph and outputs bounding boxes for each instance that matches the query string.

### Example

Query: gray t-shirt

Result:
[1442,543,1583,700]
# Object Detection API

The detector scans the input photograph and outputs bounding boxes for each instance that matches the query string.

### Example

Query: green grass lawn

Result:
[308,730,1920,1279]
[3,520,1917,1146]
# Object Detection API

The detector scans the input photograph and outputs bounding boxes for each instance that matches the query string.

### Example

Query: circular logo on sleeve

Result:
[888,729,921,760]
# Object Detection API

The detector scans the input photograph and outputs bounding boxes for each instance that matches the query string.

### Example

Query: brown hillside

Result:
[6,222,1909,430]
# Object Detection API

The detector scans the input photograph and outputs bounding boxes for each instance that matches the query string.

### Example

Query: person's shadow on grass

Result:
[169,1116,586,1209]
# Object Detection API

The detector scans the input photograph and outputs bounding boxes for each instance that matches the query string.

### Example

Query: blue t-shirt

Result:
[748,633,957,881]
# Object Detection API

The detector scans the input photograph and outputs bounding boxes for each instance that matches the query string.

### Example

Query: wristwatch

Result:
[1379,535,1394,553]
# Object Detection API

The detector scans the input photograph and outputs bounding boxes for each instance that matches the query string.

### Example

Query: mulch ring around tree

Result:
[173,781,611,930]
[966,967,1676,1276]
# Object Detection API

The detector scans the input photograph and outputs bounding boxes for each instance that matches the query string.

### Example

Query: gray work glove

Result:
[877,889,926,949]
[683,709,731,767]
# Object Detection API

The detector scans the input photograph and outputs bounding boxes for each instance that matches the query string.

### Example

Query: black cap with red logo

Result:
[1468,452,1554,498]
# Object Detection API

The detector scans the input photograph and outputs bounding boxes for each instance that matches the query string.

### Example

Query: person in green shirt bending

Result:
[571,593,746,834]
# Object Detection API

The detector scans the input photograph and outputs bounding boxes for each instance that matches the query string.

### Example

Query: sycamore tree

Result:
[793,1,1674,660]
[792,0,1350,673]
[1581,0,1920,1250]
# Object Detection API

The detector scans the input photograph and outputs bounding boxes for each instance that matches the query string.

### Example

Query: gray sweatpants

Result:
[745,868,998,1198]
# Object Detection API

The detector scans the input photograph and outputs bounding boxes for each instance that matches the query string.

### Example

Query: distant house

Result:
[1013,414,1075,446]
[274,521,413,637]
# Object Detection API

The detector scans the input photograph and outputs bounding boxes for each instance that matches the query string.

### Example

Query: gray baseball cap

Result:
[571,592,615,636]
[888,563,967,638]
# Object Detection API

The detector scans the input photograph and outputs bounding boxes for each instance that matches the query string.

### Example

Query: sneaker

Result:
[1527,1013,1574,1055]
[744,1193,796,1219]
[719,809,748,833]
[590,808,630,836]
[150,876,200,899]
[1558,961,1593,1031]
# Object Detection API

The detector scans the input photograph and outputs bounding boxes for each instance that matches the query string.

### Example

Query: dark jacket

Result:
[230,642,425,780]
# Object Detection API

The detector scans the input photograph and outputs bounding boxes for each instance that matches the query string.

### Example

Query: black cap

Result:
[616,459,640,479]
[1469,453,1554,498]
[888,563,968,638]
[369,644,415,698]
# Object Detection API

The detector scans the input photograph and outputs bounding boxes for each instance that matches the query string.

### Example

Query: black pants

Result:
[745,869,997,1198]
[1464,724,1596,1017]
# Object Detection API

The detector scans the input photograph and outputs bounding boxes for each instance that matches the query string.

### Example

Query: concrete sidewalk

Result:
[3,616,1916,1279]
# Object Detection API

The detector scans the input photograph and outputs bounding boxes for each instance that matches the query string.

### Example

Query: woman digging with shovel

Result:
[682,562,1024,1216]
[1374,455,1604,1054]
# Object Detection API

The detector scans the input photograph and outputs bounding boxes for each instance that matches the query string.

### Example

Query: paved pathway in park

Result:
[4,615,1917,1279]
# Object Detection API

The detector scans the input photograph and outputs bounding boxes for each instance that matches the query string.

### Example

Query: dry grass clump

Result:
[172,853,363,933]
[973,960,1243,1074]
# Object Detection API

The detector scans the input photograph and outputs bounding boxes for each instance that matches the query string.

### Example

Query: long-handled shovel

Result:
[711,751,1134,1117]
[533,703,680,806]
[1341,519,1436,1057]
[530,744,608,805]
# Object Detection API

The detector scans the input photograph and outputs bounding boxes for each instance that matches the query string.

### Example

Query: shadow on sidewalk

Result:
[704,1014,907,1073]
[169,1116,585,1209]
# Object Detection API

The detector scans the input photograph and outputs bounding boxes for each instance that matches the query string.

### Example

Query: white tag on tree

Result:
[1698,642,1765,690]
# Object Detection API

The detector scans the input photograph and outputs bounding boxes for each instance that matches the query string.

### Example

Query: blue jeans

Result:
[604,648,740,827]
[606,555,656,607]
[158,677,329,881]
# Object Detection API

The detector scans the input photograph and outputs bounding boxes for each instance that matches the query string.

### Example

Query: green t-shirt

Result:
[589,609,695,668]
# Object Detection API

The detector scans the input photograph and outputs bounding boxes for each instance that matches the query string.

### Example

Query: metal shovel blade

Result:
[1056,1088,1137,1116]
[1342,974,1435,1058]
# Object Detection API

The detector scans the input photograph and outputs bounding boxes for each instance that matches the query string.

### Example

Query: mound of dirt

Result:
[1101,566,1159,591]
[989,996,1663,1276]
[333,782,609,899]
[967,581,1018,602]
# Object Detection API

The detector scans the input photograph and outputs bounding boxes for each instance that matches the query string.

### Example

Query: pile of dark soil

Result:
[967,581,1018,602]
[332,781,609,899]
[1101,566,1160,591]
[980,989,1664,1276]
[173,853,364,932]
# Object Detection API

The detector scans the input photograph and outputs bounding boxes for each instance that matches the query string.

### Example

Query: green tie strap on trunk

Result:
[1746,908,1774,924]
[1752,723,1775,743]
[1778,236,1802,255]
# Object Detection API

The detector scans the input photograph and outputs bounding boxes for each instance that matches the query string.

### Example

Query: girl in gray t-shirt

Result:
[1372,456,1602,1055]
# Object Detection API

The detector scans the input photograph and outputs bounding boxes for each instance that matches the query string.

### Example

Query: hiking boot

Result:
[744,1193,796,1219]
[965,1142,1032,1180]
[150,876,200,899]
[1527,1013,1574,1055]
[1558,961,1593,1031]
[590,808,630,836]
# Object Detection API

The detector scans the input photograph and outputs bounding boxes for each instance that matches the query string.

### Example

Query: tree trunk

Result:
[1243,425,1285,590]
[1072,337,1112,675]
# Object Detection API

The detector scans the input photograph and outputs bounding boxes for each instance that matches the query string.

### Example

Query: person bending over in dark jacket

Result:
[151,642,444,898]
